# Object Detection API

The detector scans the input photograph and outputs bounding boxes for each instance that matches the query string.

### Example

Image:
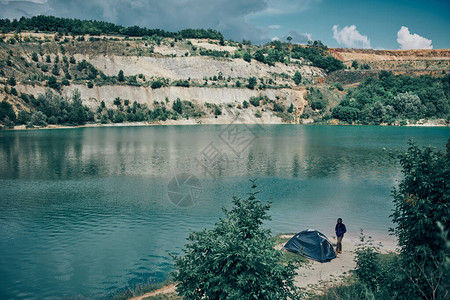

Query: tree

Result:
[7,76,16,86]
[113,97,122,107]
[29,111,47,127]
[352,60,359,69]
[52,64,60,76]
[172,180,300,299]
[151,81,162,89]
[247,77,257,89]
[390,141,450,299]
[254,50,265,63]
[0,101,16,123]
[32,52,39,62]
[293,71,302,85]
[173,98,182,114]
[243,52,251,63]
[118,70,125,82]
[287,36,292,43]
[47,76,59,90]
[68,90,87,125]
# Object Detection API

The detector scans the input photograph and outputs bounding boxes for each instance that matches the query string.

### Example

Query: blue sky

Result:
[0,0,449,49]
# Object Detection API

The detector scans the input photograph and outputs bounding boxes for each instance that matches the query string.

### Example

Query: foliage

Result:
[0,101,16,124]
[172,181,301,299]
[118,70,125,82]
[243,52,252,63]
[0,16,223,40]
[173,98,182,114]
[290,43,344,73]
[332,73,450,124]
[151,81,163,89]
[28,111,48,127]
[247,77,257,89]
[199,49,230,58]
[293,71,302,85]
[306,88,328,111]
[390,140,450,299]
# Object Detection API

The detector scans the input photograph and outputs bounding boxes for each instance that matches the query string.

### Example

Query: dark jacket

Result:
[335,223,347,237]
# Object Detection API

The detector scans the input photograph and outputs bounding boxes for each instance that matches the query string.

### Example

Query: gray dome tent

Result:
[284,229,336,262]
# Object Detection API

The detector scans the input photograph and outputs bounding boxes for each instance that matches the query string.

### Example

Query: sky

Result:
[0,0,449,49]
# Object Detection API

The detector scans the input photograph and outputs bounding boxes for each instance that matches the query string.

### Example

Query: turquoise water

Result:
[0,125,448,299]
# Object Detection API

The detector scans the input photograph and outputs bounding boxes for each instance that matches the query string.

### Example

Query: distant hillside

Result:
[0,16,448,129]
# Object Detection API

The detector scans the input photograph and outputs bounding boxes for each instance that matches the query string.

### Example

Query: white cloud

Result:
[397,26,432,49]
[268,24,281,29]
[332,25,371,49]
[271,36,279,41]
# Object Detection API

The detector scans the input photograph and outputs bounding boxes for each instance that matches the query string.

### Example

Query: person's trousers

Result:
[336,236,343,252]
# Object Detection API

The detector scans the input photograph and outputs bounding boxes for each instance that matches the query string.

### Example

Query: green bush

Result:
[247,77,257,89]
[0,101,16,123]
[243,52,251,62]
[151,81,163,89]
[172,181,301,299]
[293,71,302,85]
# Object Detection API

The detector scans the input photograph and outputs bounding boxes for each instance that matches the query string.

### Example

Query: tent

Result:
[284,229,336,262]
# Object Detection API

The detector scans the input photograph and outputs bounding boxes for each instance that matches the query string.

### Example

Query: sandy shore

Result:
[4,118,448,131]
[292,234,397,293]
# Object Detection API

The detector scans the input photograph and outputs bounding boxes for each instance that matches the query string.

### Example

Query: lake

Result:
[0,125,448,299]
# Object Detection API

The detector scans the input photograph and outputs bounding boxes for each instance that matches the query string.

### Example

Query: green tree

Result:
[293,71,302,85]
[243,52,252,63]
[390,141,450,299]
[118,70,125,82]
[32,52,39,62]
[287,36,292,43]
[254,50,265,63]
[0,101,16,123]
[29,111,47,127]
[247,77,257,89]
[68,90,87,125]
[172,181,300,299]
[352,60,359,69]
[7,76,16,86]
[173,98,182,114]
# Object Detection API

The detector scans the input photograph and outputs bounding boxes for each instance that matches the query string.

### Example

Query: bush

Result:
[151,81,162,89]
[7,76,16,86]
[173,98,182,114]
[293,71,302,85]
[247,77,257,89]
[249,96,260,107]
[118,70,125,82]
[390,141,450,298]
[0,101,16,123]
[29,111,48,127]
[17,110,30,124]
[172,181,300,299]
[87,82,94,88]
[243,52,251,62]
[243,100,249,108]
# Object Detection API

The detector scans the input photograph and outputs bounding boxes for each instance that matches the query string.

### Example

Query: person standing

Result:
[335,218,346,253]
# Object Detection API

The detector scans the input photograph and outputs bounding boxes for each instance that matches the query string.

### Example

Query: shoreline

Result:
[2,119,448,131]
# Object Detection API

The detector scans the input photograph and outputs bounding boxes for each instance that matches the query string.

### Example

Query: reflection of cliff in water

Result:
[0,125,447,182]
